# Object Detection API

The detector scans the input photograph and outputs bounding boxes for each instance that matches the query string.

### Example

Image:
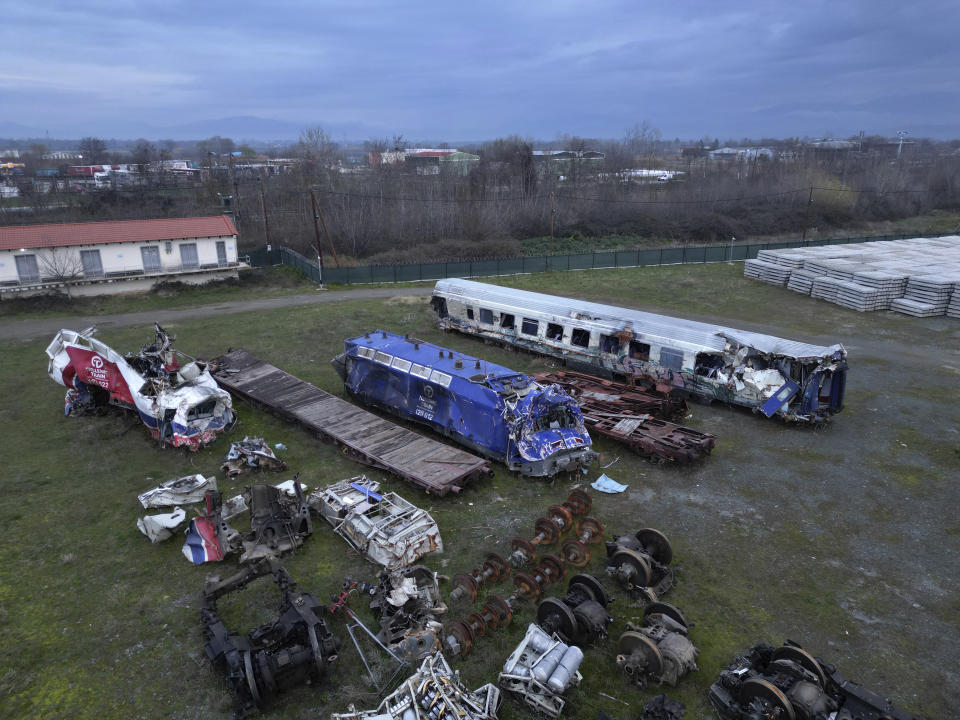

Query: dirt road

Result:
[0,286,433,341]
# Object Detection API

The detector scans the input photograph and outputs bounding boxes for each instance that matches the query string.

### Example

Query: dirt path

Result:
[0,286,434,341]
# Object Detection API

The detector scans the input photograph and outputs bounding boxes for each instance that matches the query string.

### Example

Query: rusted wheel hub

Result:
[575,516,605,542]
[467,612,488,637]
[452,573,479,602]
[538,553,565,584]
[560,538,590,567]
[482,551,510,582]
[533,517,560,545]
[510,537,536,566]
[443,619,475,657]
[546,504,573,532]
[483,595,513,629]
[513,572,543,602]
[564,488,592,517]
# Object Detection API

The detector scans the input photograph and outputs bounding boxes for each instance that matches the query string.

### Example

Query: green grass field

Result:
[1,263,956,719]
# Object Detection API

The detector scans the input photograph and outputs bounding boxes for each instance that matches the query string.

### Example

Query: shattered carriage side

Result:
[431,279,847,423]
[46,324,234,449]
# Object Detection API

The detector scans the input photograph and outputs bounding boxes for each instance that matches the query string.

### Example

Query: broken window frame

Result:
[521,318,540,336]
[479,308,494,325]
[500,313,516,330]
[546,322,564,342]
[570,328,590,348]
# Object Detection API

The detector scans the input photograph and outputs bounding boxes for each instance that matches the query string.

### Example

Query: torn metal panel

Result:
[499,623,583,719]
[182,491,240,564]
[201,557,341,718]
[221,436,287,476]
[708,642,917,720]
[139,474,216,509]
[137,507,186,542]
[332,652,500,720]
[222,494,248,521]
[308,477,442,570]
[46,324,234,450]
[367,566,447,662]
[538,372,716,464]
[432,279,848,423]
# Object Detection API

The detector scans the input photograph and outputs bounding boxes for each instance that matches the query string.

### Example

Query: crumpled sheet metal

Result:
[138,474,216,509]
[332,651,500,720]
[220,436,287,476]
[309,477,442,570]
[137,507,186,542]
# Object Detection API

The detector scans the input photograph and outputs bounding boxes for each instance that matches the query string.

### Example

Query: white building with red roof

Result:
[0,215,243,296]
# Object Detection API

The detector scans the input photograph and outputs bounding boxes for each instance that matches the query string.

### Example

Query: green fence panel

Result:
[444,261,470,278]
[472,260,499,276]
[367,266,394,283]
[635,249,657,266]
[396,264,421,282]
[704,246,727,262]
[324,267,349,284]
[593,251,616,268]
[613,250,635,267]
[685,246,707,263]
[566,253,592,270]
[526,256,548,273]
[419,262,447,280]
[661,248,684,264]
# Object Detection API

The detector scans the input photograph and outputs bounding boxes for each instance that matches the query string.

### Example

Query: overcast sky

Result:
[3,0,959,142]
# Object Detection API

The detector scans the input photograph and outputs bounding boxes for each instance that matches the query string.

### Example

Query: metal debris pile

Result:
[221,436,287,476]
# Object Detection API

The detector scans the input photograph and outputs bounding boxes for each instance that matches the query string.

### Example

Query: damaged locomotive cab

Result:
[46,324,234,450]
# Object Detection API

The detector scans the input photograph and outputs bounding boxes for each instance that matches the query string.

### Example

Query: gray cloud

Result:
[2,1,958,140]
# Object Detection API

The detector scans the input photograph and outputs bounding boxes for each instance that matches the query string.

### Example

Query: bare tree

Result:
[38,247,83,297]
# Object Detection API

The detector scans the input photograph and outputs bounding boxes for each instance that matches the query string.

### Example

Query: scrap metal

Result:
[308,477,442,571]
[708,641,917,720]
[536,574,614,646]
[537,372,716,464]
[137,507,186,542]
[367,566,447,662]
[498,623,584,719]
[46,324,234,450]
[606,529,676,602]
[617,603,698,688]
[200,557,341,718]
[331,652,501,720]
[221,437,287,476]
[240,477,312,564]
[139,473,216,508]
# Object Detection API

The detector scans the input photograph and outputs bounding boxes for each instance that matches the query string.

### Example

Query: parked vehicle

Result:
[333,330,596,476]
[430,279,847,423]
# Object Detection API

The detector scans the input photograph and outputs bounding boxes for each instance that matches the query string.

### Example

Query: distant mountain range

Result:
[0,115,383,144]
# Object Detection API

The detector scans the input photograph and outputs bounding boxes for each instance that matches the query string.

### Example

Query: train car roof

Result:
[346,330,529,385]
[433,278,845,360]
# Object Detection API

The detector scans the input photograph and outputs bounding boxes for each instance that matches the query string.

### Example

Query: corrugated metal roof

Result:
[0,216,238,251]
[434,279,844,360]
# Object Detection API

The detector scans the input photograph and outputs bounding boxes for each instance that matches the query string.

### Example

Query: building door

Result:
[216,240,227,266]
[80,249,103,278]
[141,246,161,273]
[15,254,40,283]
[179,243,198,269]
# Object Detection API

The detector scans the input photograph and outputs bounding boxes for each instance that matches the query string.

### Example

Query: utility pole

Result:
[258,175,272,264]
[896,130,910,160]
[800,186,814,242]
[311,189,340,268]
[309,190,326,285]
[549,191,556,269]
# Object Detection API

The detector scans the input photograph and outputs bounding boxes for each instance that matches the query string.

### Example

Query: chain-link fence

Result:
[246,233,946,285]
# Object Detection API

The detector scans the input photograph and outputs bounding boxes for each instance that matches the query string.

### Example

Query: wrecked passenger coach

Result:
[334,330,596,477]
[431,279,847,423]
[46,325,234,449]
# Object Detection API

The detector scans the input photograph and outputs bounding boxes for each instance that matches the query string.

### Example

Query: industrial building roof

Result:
[0,216,238,251]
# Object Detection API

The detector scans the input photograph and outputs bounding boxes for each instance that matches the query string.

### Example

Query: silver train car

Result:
[431,279,847,423]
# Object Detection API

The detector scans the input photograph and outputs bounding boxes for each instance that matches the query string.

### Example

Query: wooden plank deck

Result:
[211,349,489,495]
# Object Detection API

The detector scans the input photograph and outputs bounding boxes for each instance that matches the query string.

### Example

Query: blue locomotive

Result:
[333,330,596,477]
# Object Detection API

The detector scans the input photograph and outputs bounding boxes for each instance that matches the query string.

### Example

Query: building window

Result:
[479,308,494,324]
[570,328,590,348]
[521,318,539,336]
[466,308,474,320]
[141,246,161,273]
[15,254,40,283]
[216,240,227,266]
[546,323,563,341]
[179,243,199,269]
[599,334,621,354]
[80,249,104,278]
[500,313,515,330]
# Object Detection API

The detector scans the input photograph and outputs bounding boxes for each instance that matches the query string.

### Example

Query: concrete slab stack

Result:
[744,235,960,319]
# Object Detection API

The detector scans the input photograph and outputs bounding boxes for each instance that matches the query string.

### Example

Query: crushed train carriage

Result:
[333,330,596,477]
[46,324,234,449]
[431,279,847,423]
